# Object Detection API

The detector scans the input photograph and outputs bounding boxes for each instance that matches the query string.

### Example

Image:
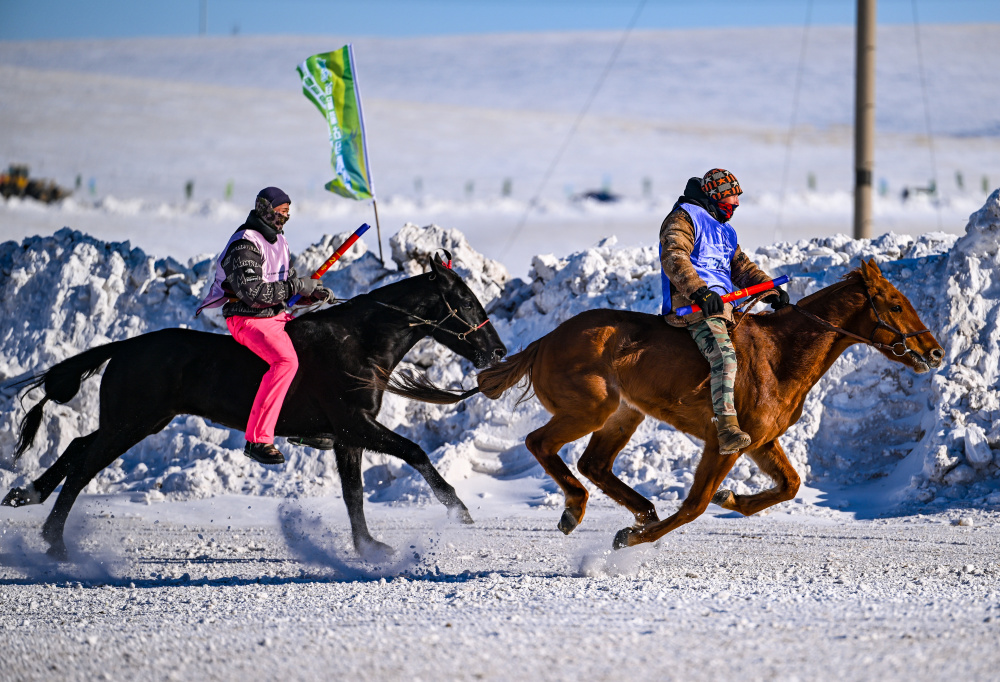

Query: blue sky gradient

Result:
[2,0,998,41]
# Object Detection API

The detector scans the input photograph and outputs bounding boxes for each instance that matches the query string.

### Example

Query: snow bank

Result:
[3,194,1000,514]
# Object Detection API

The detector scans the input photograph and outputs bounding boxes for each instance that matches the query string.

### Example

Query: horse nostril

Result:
[493,348,507,360]
[930,348,943,360]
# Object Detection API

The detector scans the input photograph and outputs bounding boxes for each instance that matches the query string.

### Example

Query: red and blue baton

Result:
[288,222,371,306]
[674,274,790,316]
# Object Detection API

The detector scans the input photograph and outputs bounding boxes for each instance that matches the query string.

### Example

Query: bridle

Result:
[790,284,932,357]
[374,295,490,341]
[372,256,491,341]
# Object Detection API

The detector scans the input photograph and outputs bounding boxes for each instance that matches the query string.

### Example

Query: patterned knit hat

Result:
[700,169,742,201]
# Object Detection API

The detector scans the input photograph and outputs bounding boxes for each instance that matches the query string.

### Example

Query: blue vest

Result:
[660,203,738,314]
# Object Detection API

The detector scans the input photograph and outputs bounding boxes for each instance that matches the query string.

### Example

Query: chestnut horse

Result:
[381,260,943,549]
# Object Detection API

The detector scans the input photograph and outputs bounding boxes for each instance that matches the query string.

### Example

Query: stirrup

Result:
[288,436,335,450]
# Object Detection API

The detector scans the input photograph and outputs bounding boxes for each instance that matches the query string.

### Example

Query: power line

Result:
[776,0,814,243]
[911,0,943,231]
[499,0,647,258]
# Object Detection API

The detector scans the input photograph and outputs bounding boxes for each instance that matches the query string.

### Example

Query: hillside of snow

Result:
[3,191,1000,516]
[2,26,999,271]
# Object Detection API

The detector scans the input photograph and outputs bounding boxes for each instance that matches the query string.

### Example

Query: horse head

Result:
[425,252,507,369]
[852,258,944,373]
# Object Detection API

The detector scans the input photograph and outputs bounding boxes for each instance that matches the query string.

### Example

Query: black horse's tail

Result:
[12,341,124,459]
[374,340,541,406]
[373,366,483,405]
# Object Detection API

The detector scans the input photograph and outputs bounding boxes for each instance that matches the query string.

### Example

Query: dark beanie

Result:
[256,186,291,208]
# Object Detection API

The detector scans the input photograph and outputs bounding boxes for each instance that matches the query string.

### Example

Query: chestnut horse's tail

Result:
[374,340,541,405]
[477,340,540,401]
[10,341,124,459]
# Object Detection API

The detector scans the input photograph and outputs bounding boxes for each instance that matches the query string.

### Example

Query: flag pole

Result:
[372,198,384,265]
[348,43,383,266]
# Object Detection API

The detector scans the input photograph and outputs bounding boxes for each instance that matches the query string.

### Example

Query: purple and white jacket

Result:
[197,213,297,318]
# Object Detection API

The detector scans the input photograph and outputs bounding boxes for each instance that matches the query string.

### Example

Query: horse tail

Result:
[371,339,541,406]
[11,341,123,459]
[477,340,540,401]
[373,367,482,405]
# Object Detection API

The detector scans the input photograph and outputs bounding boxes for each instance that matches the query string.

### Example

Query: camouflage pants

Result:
[688,317,737,416]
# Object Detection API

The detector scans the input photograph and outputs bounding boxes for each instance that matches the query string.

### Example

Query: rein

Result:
[790,287,932,357]
[373,294,490,341]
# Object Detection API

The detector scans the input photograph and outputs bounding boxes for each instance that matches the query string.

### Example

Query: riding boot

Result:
[715,414,751,455]
[288,436,335,450]
[244,441,285,465]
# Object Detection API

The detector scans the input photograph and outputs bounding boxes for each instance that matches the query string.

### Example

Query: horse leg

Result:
[343,416,473,524]
[42,422,167,560]
[2,433,99,508]
[333,443,393,559]
[613,444,739,549]
[525,412,612,535]
[576,403,659,526]
[711,440,801,515]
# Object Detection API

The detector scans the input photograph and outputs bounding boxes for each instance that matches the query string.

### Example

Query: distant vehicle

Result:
[0,164,71,203]
[576,189,621,203]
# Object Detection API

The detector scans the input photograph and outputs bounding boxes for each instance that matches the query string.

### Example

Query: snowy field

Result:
[4,496,1000,681]
[2,26,999,270]
[3,24,1000,681]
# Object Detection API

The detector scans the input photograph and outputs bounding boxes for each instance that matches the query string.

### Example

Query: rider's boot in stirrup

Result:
[715,414,752,455]
[244,441,285,465]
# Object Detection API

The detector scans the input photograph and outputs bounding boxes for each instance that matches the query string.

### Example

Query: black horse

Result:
[2,253,506,560]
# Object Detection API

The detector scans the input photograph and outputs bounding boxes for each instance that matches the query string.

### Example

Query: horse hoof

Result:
[46,542,70,562]
[557,509,580,535]
[712,489,736,508]
[450,506,475,525]
[612,527,634,551]
[2,485,39,507]
[357,538,396,562]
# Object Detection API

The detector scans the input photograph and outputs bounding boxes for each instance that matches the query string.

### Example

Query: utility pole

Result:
[853,0,876,239]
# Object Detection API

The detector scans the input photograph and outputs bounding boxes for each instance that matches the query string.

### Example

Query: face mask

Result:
[255,196,290,230]
[715,199,736,221]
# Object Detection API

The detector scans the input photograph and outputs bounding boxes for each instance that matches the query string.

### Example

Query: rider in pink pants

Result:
[226,312,299,444]
[197,187,330,465]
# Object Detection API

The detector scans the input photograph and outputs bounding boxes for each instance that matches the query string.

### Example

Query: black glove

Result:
[764,286,790,310]
[309,286,332,302]
[293,277,321,298]
[691,286,724,316]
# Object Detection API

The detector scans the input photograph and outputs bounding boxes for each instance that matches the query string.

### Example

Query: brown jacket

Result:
[659,207,772,327]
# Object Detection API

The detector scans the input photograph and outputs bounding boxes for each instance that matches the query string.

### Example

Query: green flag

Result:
[297,45,375,201]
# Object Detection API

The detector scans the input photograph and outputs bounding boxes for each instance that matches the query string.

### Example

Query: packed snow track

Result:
[3,496,1000,681]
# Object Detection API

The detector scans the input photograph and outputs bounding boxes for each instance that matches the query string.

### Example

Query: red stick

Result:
[288,223,371,306]
[674,275,790,316]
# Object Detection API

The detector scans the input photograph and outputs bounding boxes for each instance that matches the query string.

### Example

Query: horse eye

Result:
[462,302,473,309]
[890,305,902,313]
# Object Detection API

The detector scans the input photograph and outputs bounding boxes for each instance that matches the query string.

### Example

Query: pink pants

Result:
[226,312,299,443]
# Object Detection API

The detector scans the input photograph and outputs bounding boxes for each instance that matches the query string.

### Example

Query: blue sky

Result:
[2,0,998,41]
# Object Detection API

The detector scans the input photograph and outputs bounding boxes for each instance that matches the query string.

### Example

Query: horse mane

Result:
[292,272,426,321]
[794,268,864,307]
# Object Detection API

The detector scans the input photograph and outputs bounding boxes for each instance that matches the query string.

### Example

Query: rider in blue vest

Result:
[659,169,789,454]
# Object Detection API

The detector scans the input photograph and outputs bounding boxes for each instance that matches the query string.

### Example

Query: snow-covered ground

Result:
[4,495,1000,681]
[3,25,1000,680]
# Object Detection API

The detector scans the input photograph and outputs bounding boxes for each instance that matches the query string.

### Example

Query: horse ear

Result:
[429,254,445,277]
[860,258,882,285]
[429,249,454,277]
